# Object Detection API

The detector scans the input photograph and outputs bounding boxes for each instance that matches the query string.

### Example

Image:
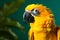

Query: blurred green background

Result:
[0,0,60,40]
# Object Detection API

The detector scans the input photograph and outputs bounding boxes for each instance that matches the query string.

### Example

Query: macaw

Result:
[23,4,60,40]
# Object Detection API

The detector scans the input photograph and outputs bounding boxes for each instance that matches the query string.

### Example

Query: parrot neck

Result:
[40,13,50,18]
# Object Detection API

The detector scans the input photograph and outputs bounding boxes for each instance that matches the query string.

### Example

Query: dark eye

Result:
[35,9,38,12]
[31,9,40,16]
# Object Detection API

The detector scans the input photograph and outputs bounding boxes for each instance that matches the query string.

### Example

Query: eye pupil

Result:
[31,9,40,16]
[35,10,38,12]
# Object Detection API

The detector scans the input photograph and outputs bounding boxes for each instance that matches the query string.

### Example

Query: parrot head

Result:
[23,4,53,23]
[23,4,55,32]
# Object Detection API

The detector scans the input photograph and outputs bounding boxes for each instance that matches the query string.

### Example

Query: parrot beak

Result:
[23,11,35,23]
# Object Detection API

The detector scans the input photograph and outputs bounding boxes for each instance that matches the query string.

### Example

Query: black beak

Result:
[23,11,35,23]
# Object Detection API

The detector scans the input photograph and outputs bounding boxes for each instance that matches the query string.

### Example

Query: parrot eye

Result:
[31,9,40,16]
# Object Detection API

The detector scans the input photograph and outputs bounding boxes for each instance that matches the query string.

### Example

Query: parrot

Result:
[23,4,60,40]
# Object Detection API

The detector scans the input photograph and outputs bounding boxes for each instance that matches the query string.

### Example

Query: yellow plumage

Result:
[25,4,60,40]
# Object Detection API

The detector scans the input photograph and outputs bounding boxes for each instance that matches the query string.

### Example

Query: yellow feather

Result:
[25,4,58,40]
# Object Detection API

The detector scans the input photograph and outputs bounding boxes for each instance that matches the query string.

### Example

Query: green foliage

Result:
[0,0,24,16]
[0,0,25,40]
